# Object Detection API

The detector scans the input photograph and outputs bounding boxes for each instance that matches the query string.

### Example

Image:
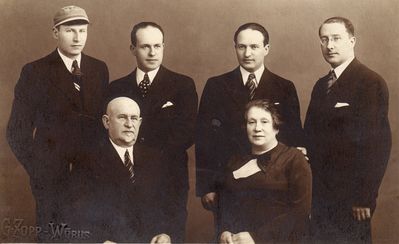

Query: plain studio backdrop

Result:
[0,0,398,242]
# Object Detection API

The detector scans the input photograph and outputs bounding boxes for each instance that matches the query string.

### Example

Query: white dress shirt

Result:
[240,65,265,87]
[136,67,160,86]
[109,138,134,164]
[331,56,355,79]
[57,48,82,73]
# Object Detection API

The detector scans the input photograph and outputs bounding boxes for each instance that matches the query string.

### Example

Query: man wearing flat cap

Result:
[7,5,109,241]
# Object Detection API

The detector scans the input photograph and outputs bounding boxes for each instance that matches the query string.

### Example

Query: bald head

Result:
[102,97,142,147]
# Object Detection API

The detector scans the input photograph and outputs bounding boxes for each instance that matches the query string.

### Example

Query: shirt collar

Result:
[57,48,81,73]
[331,56,354,79]
[109,138,134,164]
[136,67,160,85]
[240,65,265,87]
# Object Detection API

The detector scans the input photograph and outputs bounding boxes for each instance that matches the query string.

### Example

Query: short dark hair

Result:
[130,22,164,46]
[244,99,282,130]
[234,22,269,46]
[319,17,355,37]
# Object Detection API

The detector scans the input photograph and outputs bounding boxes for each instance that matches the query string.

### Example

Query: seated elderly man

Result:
[68,96,172,243]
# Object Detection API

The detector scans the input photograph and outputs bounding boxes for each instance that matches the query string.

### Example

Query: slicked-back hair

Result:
[319,17,355,37]
[234,22,269,46]
[244,99,282,130]
[130,21,164,46]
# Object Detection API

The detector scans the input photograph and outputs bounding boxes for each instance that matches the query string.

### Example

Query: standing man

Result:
[195,22,304,237]
[6,5,109,241]
[107,22,198,242]
[304,17,391,242]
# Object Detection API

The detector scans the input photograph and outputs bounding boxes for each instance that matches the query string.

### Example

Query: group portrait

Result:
[0,0,398,243]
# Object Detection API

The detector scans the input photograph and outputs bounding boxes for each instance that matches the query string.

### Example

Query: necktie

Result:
[124,149,135,183]
[139,73,150,98]
[246,73,256,100]
[326,70,337,94]
[72,60,82,91]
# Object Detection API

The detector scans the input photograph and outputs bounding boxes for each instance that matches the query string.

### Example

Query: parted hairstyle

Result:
[244,99,282,130]
[130,21,164,46]
[234,22,269,46]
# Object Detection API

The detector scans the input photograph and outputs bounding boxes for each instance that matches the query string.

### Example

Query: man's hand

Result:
[352,206,371,221]
[220,231,234,244]
[150,233,171,244]
[201,192,218,210]
[296,147,308,160]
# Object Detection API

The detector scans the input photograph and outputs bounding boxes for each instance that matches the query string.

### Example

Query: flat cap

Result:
[53,5,89,28]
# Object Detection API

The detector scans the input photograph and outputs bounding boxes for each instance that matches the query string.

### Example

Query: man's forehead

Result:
[236,29,264,42]
[320,23,346,32]
[108,97,140,112]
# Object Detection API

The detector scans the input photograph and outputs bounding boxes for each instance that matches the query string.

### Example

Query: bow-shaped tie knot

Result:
[250,152,271,172]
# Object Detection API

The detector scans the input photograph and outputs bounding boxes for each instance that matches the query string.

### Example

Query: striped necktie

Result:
[72,60,82,91]
[124,149,135,183]
[326,70,337,94]
[246,73,256,100]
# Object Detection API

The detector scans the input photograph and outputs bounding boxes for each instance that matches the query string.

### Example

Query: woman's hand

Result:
[232,232,255,244]
[220,231,254,244]
[220,231,234,244]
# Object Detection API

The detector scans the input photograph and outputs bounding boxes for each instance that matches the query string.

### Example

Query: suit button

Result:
[140,137,145,142]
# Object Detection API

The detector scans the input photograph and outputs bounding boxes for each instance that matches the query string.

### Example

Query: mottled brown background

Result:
[0,0,398,242]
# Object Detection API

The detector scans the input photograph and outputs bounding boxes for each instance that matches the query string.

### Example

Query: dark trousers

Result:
[311,200,372,244]
[35,194,66,242]
[168,190,188,243]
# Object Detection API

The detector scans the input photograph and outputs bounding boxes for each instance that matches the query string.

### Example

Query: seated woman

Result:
[219,99,312,243]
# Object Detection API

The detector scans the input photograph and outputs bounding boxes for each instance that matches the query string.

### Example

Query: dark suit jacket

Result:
[7,50,109,197]
[196,67,304,196]
[220,143,312,242]
[106,65,198,191]
[304,58,391,210]
[69,138,174,243]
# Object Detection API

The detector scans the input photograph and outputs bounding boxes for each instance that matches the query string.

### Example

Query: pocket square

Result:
[162,101,174,108]
[334,102,350,108]
[233,159,262,179]
[274,102,280,105]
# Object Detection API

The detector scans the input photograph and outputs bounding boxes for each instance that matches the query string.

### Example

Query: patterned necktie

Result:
[124,149,135,183]
[72,60,82,91]
[138,73,150,98]
[246,73,256,100]
[326,70,337,94]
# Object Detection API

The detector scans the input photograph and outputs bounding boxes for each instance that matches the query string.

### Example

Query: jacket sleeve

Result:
[278,81,305,147]
[353,74,391,208]
[6,64,39,176]
[195,79,229,197]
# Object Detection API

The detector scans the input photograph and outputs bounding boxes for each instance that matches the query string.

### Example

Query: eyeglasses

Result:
[320,36,342,46]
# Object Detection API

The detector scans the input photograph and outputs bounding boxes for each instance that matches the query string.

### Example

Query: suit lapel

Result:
[146,66,170,102]
[325,59,360,108]
[80,53,96,114]
[139,66,173,115]
[47,50,81,110]
[98,139,132,182]
[224,67,249,108]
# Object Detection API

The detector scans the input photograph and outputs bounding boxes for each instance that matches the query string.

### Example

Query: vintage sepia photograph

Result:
[0,0,398,243]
